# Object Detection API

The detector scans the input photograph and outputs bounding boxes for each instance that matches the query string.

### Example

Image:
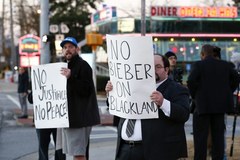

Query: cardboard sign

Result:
[106,35,158,119]
[31,62,69,128]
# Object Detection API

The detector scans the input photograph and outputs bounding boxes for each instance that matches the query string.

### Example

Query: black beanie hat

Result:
[164,51,177,59]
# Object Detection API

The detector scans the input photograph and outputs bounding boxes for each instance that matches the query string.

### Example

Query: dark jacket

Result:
[67,55,100,128]
[187,56,240,114]
[115,78,190,160]
[28,91,33,104]
[18,71,29,93]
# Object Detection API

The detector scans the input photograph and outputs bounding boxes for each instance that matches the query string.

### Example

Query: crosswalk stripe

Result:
[92,126,117,132]
[90,133,117,139]
[7,95,20,108]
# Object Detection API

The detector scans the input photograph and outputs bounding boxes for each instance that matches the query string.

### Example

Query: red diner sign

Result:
[19,34,41,56]
[151,6,238,18]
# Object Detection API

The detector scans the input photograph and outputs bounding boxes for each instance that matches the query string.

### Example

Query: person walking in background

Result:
[164,51,183,84]
[59,37,100,160]
[187,44,240,160]
[17,67,29,119]
[105,54,190,160]
[28,91,66,160]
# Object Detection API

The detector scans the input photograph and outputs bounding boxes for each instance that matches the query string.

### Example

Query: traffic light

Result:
[86,33,103,46]
[42,34,52,43]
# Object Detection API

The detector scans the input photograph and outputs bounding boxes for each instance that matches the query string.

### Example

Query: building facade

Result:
[86,2,240,80]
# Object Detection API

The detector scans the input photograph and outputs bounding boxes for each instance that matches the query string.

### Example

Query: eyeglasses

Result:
[155,64,164,70]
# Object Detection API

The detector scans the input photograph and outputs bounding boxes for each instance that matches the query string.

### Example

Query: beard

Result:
[155,74,160,82]
[65,53,72,61]
[65,51,78,61]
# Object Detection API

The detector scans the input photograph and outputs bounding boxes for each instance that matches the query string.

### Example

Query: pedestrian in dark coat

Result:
[187,44,240,160]
[17,67,29,118]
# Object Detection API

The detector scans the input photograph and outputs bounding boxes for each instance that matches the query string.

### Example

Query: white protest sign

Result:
[31,62,69,128]
[106,35,158,119]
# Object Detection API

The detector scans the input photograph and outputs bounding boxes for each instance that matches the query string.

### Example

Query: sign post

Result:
[50,23,70,58]
[86,33,103,91]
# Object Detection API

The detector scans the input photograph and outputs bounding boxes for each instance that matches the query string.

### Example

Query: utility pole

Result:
[40,0,50,64]
[10,0,16,70]
[141,0,146,36]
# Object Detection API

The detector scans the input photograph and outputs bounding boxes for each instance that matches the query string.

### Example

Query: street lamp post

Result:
[40,0,50,64]
[141,0,146,36]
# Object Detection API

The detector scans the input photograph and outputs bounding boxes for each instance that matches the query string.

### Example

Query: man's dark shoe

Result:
[17,115,28,119]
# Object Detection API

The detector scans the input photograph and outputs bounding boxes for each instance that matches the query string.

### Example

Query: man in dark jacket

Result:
[60,37,100,160]
[106,54,190,160]
[187,44,240,160]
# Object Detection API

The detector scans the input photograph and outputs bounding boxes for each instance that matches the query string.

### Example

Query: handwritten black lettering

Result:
[120,41,130,60]
[110,40,130,60]
[38,84,67,101]
[46,101,67,119]
[110,40,118,60]
[108,62,153,81]
[34,101,67,121]
[32,68,47,90]
[35,104,46,120]
[116,81,131,98]
[109,96,157,115]
[124,64,133,80]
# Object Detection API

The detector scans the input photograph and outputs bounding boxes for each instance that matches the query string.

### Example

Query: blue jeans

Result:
[18,93,28,115]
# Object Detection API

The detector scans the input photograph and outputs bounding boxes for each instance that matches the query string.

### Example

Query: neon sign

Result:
[91,7,117,24]
[151,6,238,18]
[20,55,40,67]
[19,34,40,56]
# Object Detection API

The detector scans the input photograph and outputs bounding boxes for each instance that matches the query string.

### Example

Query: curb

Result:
[16,149,55,160]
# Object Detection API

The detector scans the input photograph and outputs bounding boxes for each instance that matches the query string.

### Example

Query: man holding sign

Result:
[59,37,100,160]
[105,35,190,160]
